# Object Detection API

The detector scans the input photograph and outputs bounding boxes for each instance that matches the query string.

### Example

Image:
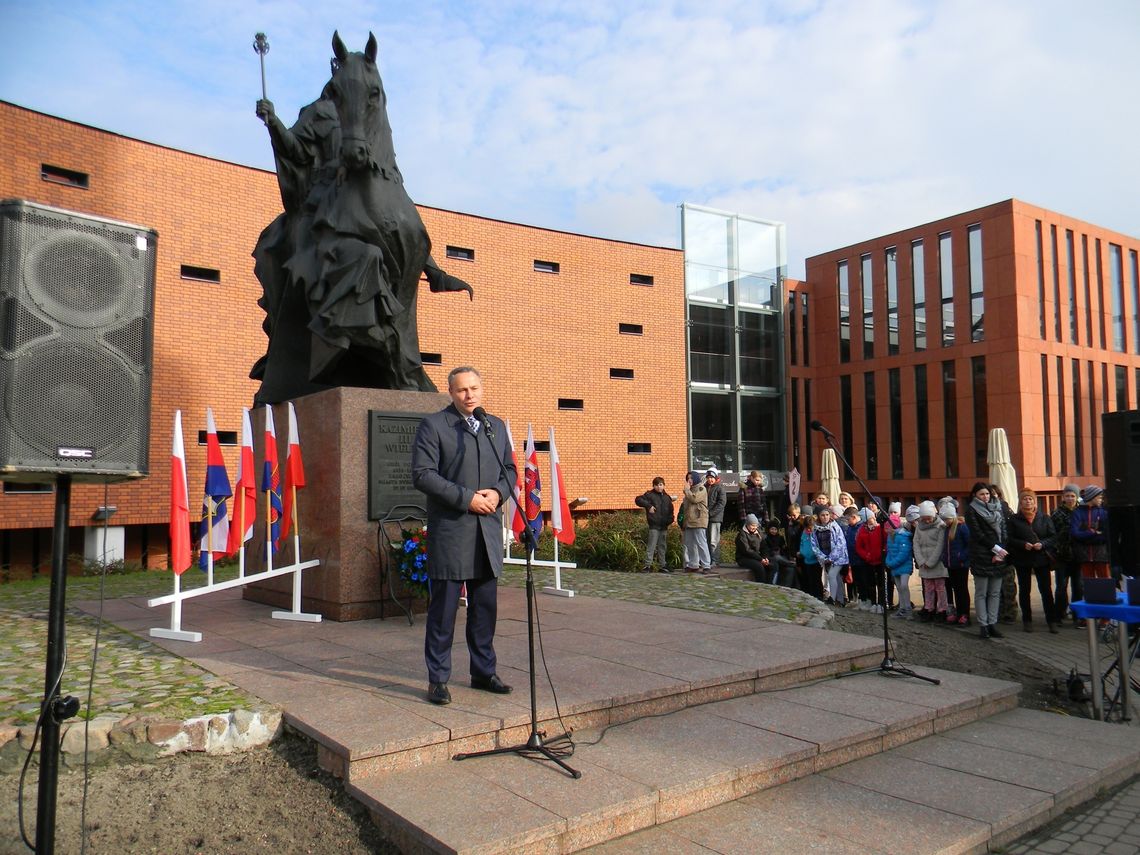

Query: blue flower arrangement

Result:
[392,527,430,599]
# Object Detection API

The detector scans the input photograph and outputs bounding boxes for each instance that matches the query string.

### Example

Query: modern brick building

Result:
[790,198,1138,507]
[0,101,688,576]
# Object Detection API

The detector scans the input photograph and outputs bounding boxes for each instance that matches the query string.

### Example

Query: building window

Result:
[864,372,878,480]
[558,398,584,410]
[1095,239,1106,348]
[1090,362,1099,476]
[1117,365,1128,411]
[787,294,798,366]
[1083,235,1093,346]
[939,232,954,347]
[1042,356,1052,476]
[861,253,874,359]
[912,239,926,351]
[791,379,801,472]
[804,379,813,481]
[420,352,443,365]
[689,304,732,385]
[3,482,53,494]
[198,430,238,446]
[801,292,810,366]
[886,247,899,356]
[739,311,779,388]
[889,368,903,479]
[840,375,854,463]
[1051,225,1062,341]
[1110,243,1125,352]
[180,265,221,283]
[1067,230,1079,344]
[967,224,984,343]
[691,392,734,473]
[1072,358,1083,476]
[630,273,654,287]
[971,356,987,477]
[740,395,781,470]
[1132,250,1140,356]
[915,364,930,479]
[618,322,643,335]
[1058,357,1068,476]
[445,245,474,261]
[534,259,560,274]
[838,261,850,362]
[627,442,652,454]
[533,441,550,453]
[942,360,958,478]
[1036,221,1046,339]
[610,368,635,380]
[41,163,89,188]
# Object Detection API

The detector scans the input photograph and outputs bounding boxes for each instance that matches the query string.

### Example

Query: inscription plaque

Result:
[368,410,428,520]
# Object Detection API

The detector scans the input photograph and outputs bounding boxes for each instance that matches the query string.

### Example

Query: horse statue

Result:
[251,31,471,404]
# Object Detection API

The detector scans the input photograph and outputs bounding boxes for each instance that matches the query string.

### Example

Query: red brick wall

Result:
[0,102,687,545]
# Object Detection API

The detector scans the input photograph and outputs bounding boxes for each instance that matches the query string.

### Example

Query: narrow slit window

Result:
[533,441,550,453]
[3,481,53,494]
[558,398,584,410]
[630,273,654,287]
[420,352,443,365]
[197,430,238,446]
[610,368,635,379]
[534,260,560,274]
[627,442,652,454]
[41,164,89,188]
[181,265,221,283]
[445,245,474,261]
[618,323,643,335]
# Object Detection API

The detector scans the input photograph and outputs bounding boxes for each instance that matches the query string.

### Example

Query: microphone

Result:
[472,406,494,437]
[809,419,835,438]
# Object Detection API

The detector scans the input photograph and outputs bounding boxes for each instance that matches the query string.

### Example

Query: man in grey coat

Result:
[411,366,518,705]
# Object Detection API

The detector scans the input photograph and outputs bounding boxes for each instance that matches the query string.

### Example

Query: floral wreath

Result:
[391,526,430,599]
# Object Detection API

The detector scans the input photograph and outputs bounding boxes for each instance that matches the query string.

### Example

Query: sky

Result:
[1,0,1138,278]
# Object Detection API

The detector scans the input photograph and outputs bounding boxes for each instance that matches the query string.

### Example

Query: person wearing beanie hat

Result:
[842,506,866,606]
[905,505,921,523]
[812,503,829,518]
[918,500,937,519]
[938,496,958,510]
[963,482,1009,639]
[888,501,902,515]
[884,510,915,617]
[1007,488,1059,633]
[1051,484,1083,625]
[1072,484,1110,583]
[735,513,768,583]
[913,500,950,623]
[680,471,711,573]
[855,509,888,614]
[704,469,727,565]
[937,504,957,522]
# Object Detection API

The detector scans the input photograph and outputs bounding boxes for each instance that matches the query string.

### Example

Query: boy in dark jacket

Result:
[635,477,674,572]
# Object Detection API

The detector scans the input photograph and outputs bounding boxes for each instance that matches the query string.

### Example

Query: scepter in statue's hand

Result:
[254,32,274,126]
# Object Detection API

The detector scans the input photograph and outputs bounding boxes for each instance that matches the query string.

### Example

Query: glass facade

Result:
[1051,225,1061,341]
[915,364,930,478]
[912,239,926,351]
[861,253,874,359]
[1058,356,1067,475]
[886,247,899,355]
[1132,250,1140,356]
[889,368,903,479]
[840,375,853,463]
[967,224,984,343]
[1117,365,1128,411]
[1073,358,1083,475]
[942,360,958,478]
[864,371,878,480]
[1110,243,1125,352]
[939,232,955,347]
[682,204,786,475]
[838,260,850,362]
[1042,356,1052,475]
[971,356,988,478]
[1067,230,1078,344]
[1036,221,1046,338]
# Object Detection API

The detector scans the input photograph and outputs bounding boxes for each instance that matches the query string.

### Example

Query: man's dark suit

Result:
[411,403,517,685]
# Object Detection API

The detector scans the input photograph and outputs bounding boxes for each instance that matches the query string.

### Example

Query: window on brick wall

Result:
[180,265,221,283]
[533,441,550,452]
[197,430,238,446]
[610,368,634,379]
[41,164,89,188]
[627,442,652,454]
[618,323,643,335]
[534,260,560,274]
[420,352,443,365]
[445,245,474,261]
[3,481,52,494]
[558,398,584,410]
[630,273,654,286]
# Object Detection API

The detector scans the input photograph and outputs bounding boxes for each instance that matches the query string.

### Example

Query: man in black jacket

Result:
[635,477,675,572]
[705,468,727,565]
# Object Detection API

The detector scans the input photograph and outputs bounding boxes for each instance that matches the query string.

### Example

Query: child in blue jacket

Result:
[885,515,915,617]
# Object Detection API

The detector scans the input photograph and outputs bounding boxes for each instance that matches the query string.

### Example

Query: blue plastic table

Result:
[1070,593,1140,721]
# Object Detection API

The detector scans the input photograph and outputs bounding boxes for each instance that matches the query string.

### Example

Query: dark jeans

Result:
[1016,565,1056,625]
[738,557,767,583]
[799,562,824,599]
[1054,560,1083,621]
[853,563,874,603]
[949,565,970,619]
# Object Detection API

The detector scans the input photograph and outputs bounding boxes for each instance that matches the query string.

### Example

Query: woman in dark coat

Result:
[1006,488,1058,633]
[963,482,1010,640]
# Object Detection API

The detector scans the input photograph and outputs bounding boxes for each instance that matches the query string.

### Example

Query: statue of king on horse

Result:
[251,31,472,404]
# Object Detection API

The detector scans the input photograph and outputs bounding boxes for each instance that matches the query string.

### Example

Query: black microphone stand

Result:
[453,413,581,778]
[813,425,940,686]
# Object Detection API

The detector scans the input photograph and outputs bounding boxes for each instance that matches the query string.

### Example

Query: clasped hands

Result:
[468,489,499,515]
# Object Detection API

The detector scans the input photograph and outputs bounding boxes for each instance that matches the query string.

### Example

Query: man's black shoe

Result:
[427,682,451,705]
[470,674,513,694]
[988,625,1004,639]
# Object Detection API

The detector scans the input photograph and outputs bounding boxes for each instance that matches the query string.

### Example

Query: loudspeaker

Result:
[0,199,157,482]
[1102,409,1140,506]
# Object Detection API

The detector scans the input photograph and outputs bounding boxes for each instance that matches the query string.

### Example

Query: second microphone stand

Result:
[453,416,581,778]
[814,428,940,686]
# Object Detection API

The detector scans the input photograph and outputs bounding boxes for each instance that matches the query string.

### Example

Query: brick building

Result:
[0,101,688,575]
[789,198,1139,506]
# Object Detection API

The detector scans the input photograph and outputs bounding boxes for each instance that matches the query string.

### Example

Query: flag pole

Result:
[265,487,274,573]
[238,483,246,579]
[206,499,215,587]
[291,484,302,613]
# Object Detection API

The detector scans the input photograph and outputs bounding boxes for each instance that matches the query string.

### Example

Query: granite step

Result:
[348,666,1020,854]
[583,708,1140,854]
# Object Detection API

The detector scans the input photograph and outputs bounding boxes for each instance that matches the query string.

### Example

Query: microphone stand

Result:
[813,426,940,686]
[453,413,581,778]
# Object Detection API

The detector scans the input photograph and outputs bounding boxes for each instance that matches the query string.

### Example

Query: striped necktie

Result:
[466,415,480,434]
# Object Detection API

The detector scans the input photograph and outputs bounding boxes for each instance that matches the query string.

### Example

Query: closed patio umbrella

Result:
[987,427,1019,509]
[820,448,842,507]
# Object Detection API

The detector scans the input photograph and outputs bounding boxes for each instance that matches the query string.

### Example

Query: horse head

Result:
[325,31,391,173]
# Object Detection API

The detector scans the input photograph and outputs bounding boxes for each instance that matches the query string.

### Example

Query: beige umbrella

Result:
[820,448,842,507]
[987,427,1019,508]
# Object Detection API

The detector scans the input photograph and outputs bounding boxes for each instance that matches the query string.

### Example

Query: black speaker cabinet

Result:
[1102,409,1140,507]
[0,199,157,482]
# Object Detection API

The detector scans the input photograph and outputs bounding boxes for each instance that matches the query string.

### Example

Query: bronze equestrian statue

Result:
[252,31,471,404]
